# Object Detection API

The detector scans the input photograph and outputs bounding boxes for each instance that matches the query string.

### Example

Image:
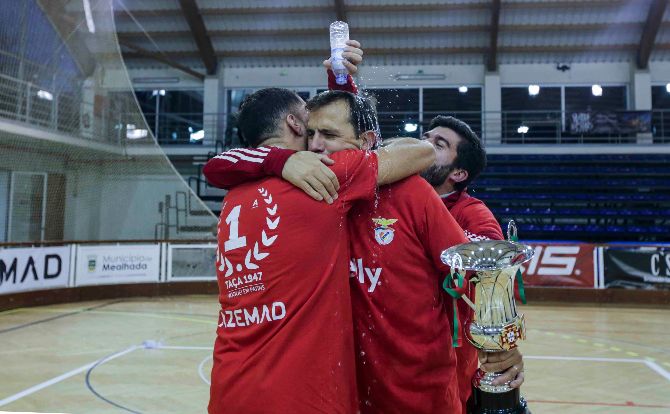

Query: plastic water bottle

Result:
[329,21,349,85]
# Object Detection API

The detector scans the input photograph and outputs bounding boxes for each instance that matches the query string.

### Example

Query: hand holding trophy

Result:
[441,221,534,414]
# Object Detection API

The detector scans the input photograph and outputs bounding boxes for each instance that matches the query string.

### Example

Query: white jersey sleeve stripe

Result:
[213,155,239,163]
[231,148,270,157]
[257,147,272,152]
[227,151,265,163]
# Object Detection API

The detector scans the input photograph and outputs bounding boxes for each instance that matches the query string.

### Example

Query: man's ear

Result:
[449,168,468,184]
[286,114,303,136]
[359,130,378,150]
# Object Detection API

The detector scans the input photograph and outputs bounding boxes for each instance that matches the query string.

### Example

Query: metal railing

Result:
[0,73,82,135]
[1,69,669,147]
[145,109,670,146]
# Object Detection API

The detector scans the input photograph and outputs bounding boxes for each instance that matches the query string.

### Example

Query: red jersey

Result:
[348,176,469,414]
[441,189,503,412]
[442,190,503,242]
[208,150,378,414]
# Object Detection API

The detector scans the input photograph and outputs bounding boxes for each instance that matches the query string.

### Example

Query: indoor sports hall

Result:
[1,1,669,413]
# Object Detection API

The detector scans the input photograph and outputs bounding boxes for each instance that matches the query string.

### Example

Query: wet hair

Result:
[306,90,381,146]
[428,115,486,191]
[236,88,304,148]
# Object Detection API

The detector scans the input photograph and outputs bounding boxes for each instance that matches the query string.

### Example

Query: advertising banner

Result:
[520,242,596,288]
[603,246,670,290]
[167,244,217,281]
[75,244,160,286]
[569,111,651,134]
[0,246,70,294]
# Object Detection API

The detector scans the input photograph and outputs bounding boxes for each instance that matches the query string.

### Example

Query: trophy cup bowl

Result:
[441,240,534,414]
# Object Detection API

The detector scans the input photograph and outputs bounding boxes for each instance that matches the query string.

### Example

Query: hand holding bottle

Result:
[323,39,364,76]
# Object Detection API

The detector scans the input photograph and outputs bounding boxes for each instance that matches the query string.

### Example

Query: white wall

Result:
[0,142,213,242]
[63,162,213,241]
[104,68,205,91]
[498,63,632,86]
[120,61,670,91]
[649,62,670,84]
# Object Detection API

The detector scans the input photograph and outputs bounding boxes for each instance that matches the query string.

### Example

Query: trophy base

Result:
[471,387,529,414]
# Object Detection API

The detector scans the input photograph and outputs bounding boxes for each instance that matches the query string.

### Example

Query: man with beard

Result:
[204,87,435,414]
[420,115,503,242]
[418,115,518,412]
[210,90,523,413]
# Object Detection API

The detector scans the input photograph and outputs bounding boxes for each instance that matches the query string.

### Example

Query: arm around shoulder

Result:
[375,139,435,186]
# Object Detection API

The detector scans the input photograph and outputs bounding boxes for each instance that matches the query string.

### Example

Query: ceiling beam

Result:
[118,21,667,40]
[636,0,668,69]
[114,0,628,19]
[334,0,347,22]
[487,0,501,72]
[178,0,217,75]
[118,40,205,81]
[122,43,652,60]
[504,0,627,9]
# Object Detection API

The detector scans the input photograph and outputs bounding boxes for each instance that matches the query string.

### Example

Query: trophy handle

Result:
[449,253,463,271]
[507,220,518,242]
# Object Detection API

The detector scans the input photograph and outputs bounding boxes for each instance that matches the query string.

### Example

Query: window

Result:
[423,87,482,136]
[502,87,561,142]
[366,88,420,138]
[135,89,204,144]
[652,85,670,140]
[564,86,627,113]
[564,86,630,142]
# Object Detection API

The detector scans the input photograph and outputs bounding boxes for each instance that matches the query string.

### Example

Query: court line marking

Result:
[526,355,670,383]
[1,307,215,326]
[0,300,126,335]
[198,355,213,386]
[644,360,670,382]
[0,345,138,407]
[0,343,214,407]
[156,345,212,351]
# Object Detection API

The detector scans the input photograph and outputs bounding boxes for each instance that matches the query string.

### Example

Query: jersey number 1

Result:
[224,205,247,252]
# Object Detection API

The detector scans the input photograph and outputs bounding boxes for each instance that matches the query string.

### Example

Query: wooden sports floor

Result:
[0,296,668,414]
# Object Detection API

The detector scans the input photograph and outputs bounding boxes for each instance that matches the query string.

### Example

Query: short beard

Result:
[420,163,453,187]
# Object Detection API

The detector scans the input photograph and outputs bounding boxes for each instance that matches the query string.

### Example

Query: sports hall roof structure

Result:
[113,0,670,78]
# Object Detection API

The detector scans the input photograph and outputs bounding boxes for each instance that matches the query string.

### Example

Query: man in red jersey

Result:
[208,90,525,414]
[307,91,527,414]
[205,87,436,414]
[305,90,466,413]
[420,115,525,411]
[421,115,504,242]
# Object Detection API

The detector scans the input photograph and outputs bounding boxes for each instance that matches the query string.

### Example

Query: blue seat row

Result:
[493,207,670,217]
[476,178,670,187]
[475,192,670,202]
[517,223,669,234]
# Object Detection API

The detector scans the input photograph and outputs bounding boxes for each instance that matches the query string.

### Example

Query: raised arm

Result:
[324,39,363,94]
[375,138,435,186]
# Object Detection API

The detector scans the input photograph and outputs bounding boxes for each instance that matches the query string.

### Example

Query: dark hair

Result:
[236,88,304,147]
[428,115,486,191]
[306,90,380,144]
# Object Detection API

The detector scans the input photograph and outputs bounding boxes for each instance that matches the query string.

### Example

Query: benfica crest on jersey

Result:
[372,217,398,245]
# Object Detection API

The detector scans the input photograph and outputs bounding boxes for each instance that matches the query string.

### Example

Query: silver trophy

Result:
[441,222,534,414]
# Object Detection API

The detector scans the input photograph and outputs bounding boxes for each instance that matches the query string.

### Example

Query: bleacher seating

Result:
[470,154,670,242]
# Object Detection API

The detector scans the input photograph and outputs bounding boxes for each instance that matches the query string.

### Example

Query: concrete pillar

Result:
[483,72,502,145]
[631,69,653,144]
[203,76,224,147]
